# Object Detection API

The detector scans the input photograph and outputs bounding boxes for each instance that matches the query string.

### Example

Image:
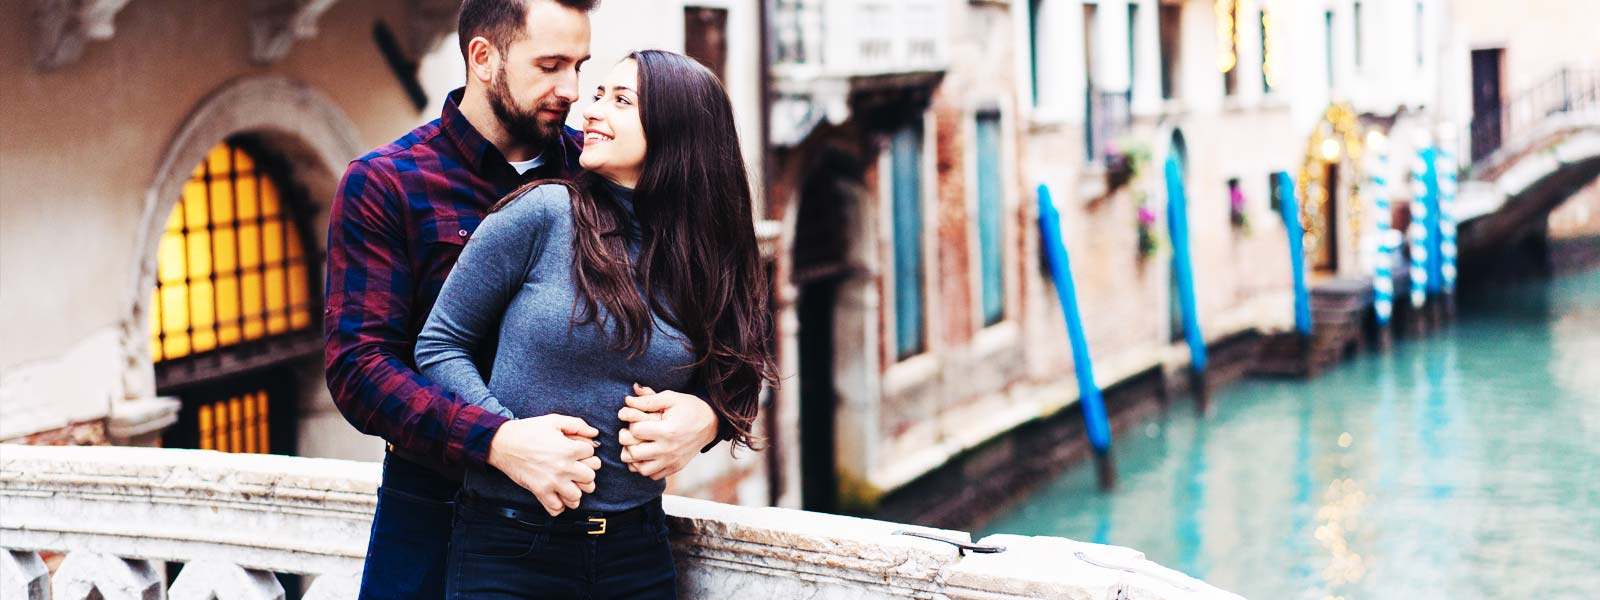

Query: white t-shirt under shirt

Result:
[507,153,545,175]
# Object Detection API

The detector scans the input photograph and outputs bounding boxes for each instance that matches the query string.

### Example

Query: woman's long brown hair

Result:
[496,50,776,450]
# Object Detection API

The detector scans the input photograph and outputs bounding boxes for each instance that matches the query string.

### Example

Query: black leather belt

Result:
[467,495,660,536]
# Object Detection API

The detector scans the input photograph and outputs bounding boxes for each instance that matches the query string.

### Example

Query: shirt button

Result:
[458,229,469,238]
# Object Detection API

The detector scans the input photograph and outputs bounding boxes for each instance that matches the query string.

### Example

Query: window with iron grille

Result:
[151,139,318,454]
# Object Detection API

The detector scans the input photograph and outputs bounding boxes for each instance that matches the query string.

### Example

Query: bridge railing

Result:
[1,444,1242,599]
[1471,67,1600,165]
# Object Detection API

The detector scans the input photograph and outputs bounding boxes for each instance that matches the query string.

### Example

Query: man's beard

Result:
[489,66,568,148]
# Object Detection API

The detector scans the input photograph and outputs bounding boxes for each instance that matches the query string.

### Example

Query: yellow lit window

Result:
[197,389,272,454]
[149,141,314,362]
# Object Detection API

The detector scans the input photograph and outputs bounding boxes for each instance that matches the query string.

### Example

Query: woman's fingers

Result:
[619,428,639,446]
[634,459,667,480]
[625,442,663,462]
[576,480,597,494]
[580,456,602,471]
[618,406,662,423]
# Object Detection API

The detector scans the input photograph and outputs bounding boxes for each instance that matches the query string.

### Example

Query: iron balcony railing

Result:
[1471,67,1600,163]
[769,0,947,80]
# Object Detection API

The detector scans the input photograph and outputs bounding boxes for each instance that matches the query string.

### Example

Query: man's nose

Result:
[555,69,581,103]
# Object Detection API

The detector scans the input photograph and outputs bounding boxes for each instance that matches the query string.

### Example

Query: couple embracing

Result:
[322,1,775,598]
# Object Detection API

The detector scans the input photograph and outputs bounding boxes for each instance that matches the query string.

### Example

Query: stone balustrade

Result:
[1,444,1241,599]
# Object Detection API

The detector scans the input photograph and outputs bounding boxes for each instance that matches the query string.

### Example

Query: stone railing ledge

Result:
[947,534,1245,600]
[2,444,1244,600]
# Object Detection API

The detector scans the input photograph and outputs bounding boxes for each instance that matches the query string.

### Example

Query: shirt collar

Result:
[439,88,505,176]
[440,88,583,183]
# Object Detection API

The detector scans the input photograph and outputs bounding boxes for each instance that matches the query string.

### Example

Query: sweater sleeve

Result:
[416,185,563,419]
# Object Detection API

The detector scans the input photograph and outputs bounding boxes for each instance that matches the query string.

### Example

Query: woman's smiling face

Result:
[579,59,647,188]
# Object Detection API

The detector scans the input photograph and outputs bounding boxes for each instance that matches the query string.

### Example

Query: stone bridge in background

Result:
[1457,67,1600,270]
[0,445,1240,600]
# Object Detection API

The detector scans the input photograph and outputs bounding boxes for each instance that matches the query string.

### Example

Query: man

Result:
[324,1,725,597]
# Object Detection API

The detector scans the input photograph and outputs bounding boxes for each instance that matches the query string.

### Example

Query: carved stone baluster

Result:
[301,571,360,600]
[2,550,52,600]
[168,560,285,600]
[51,552,162,600]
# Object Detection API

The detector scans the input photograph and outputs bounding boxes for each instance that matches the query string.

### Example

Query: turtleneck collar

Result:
[601,178,635,215]
[599,178,641,240]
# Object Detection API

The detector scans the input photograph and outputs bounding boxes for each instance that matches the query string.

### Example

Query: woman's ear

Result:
[465,36,499,85]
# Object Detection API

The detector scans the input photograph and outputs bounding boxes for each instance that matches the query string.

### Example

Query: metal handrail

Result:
[1470,67,1600,164]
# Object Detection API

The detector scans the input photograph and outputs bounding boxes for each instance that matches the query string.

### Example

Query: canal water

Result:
[983,267,1600,599]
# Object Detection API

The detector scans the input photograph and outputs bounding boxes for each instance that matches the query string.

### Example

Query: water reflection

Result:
[982,268,1600,599]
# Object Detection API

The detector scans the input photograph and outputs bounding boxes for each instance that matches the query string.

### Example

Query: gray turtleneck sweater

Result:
[415,182,697,511]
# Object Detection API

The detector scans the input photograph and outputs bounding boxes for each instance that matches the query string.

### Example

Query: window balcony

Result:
[768,0,950,146]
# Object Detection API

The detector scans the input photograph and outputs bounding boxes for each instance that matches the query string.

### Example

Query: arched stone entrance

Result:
[1298,103,1366,277]
[122,76,362,453]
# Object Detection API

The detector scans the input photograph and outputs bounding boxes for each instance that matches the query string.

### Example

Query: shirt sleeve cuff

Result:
[450,402,511,468]
[698,418,732,454]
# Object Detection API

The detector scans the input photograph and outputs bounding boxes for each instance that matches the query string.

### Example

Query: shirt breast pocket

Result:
[416,220,474,298]
[421,219,472,256]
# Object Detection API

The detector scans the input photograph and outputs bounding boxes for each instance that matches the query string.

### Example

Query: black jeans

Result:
[446,494,677,600]
[359,451,460,599]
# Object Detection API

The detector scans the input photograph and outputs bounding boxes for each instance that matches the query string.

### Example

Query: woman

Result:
[415,50,775,599]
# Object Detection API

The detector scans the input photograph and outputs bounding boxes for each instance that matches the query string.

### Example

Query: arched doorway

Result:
[1299,103,1366,276]
[1167,129,1188,343]
[791,146,866,513]
[149,138,320,455]
[123,76,361,458]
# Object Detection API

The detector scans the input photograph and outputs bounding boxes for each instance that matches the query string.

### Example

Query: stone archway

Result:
[769,135,884,511]
[118,75,362,426]
[1297,103,1366,277]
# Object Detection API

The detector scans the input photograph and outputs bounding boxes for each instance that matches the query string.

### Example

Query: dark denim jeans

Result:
[358,451,459,600]
[446,495,677,600]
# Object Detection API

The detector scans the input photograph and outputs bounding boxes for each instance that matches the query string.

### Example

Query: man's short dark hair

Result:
[458,0,599,60]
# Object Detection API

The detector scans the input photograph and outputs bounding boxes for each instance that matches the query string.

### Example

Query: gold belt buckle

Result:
[587,517,607,535]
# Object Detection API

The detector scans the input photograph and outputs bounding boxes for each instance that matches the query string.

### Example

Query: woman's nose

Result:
[582,101,603,122]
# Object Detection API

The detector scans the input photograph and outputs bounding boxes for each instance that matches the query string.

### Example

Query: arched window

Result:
[151,139,319,454]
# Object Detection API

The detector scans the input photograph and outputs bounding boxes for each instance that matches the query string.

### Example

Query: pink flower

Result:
[1138,206,1157,225]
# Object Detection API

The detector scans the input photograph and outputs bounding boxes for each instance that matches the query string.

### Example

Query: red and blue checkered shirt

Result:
[323,89,583,476]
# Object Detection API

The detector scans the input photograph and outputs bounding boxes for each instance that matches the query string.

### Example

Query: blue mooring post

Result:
[1165,158,1209,408]
[1276,171,1313,337]
[1036,185,1115,489]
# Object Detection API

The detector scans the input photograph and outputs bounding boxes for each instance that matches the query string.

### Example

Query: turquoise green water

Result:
[983,268,1600,599]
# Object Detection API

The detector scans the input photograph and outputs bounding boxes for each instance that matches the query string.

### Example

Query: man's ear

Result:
[465,36,499,85]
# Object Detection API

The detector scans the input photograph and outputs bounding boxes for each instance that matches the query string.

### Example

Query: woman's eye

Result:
[592,93,603,102]
[618,96,633,106]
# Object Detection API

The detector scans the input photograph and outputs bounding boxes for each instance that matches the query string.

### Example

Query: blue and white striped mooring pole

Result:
[1036,184,1115,488]
[1369,139,1396,330]
[1437,148,1459,299]
[1408,148,1434,310]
